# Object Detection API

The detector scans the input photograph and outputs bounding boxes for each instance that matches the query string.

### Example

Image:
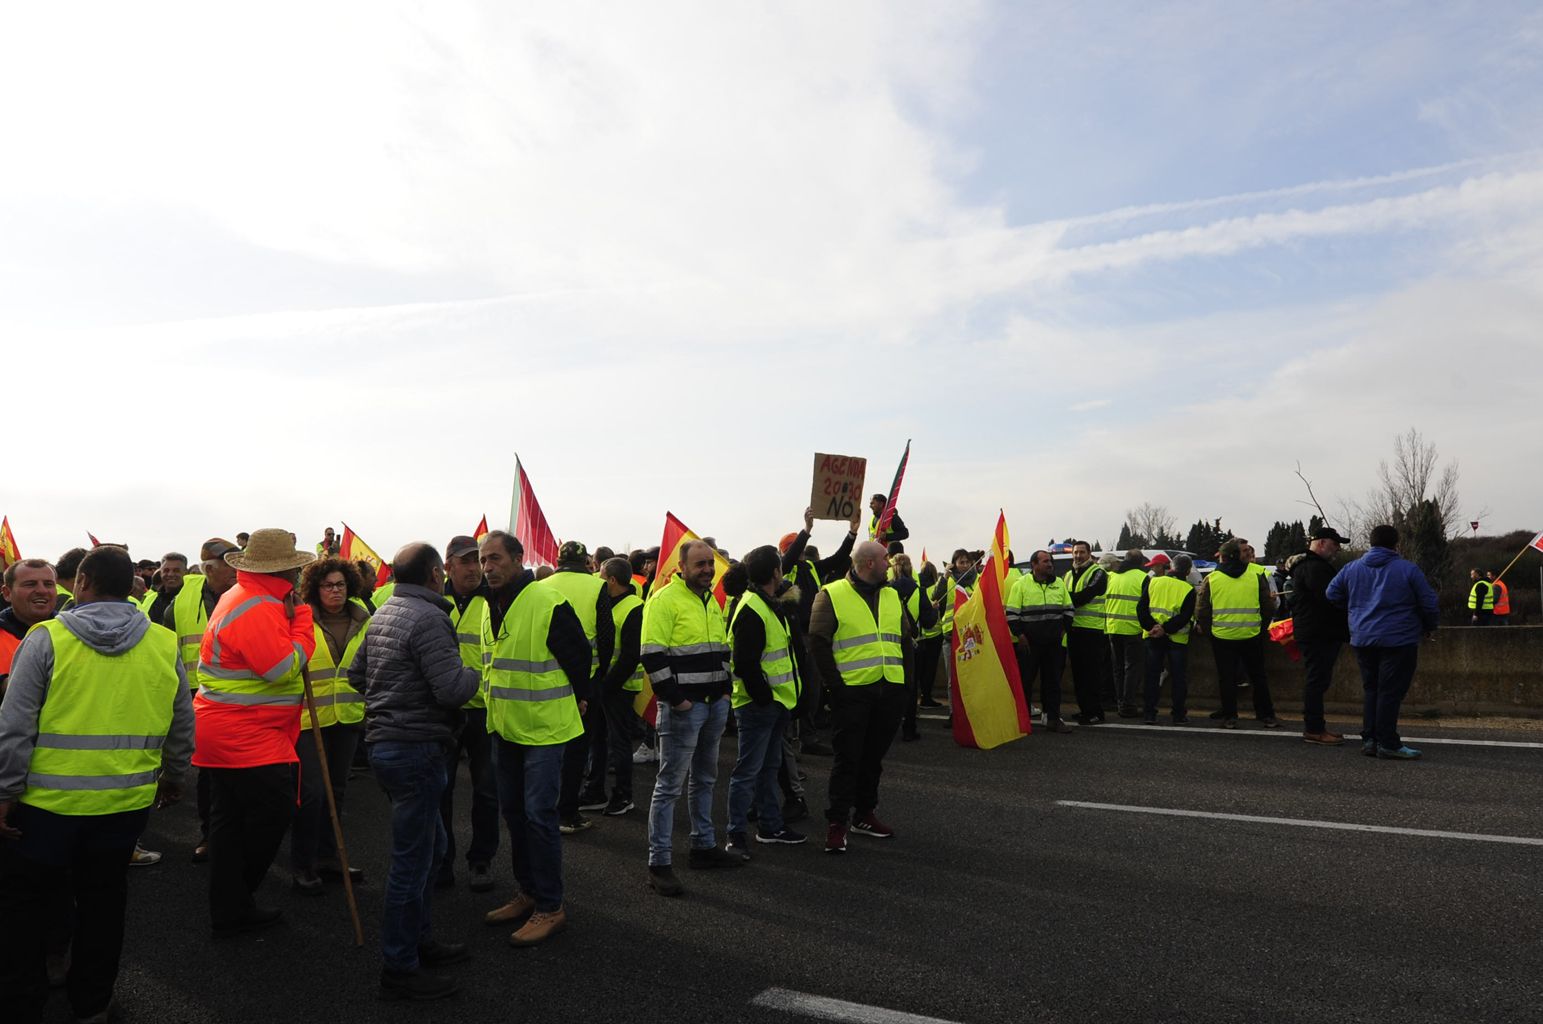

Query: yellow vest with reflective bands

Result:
[449,594,488,708]
[539,571,603,676]
[825,579,904,686]
[1007,574,1072,647]
[305,618,368,727]
[1103,569,1145,636]
[730,590,800,710]
[21,618,181,815]
[1467,582,1494,612]
[481,584,582,746]
[169,575,209,672]
[611,592,646,693]
[1207,569,1262,640]
[1067,564,1106,631]
[137,590,159,617]
[1143,575,1194,645]
[919,580,944,639]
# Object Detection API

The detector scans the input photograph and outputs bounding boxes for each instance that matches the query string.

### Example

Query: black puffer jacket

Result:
[349,583,480,746]
[1287,550,1350,643]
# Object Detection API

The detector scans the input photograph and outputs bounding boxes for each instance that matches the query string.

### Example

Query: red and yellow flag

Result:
[339,523,390,587]
[634,512,732,726]
[0,517,20,570]
[950,512,1031,749]
[472,515,490,542]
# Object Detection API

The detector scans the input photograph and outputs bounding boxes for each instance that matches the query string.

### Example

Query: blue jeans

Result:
[492,737,564,912]
[1143,637,1188,717]
[1354,644,1418,749]
[369,740,450,971]
[648,697,729,865]
[728,701,788,836]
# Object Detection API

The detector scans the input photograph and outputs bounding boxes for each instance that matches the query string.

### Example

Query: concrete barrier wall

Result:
[1147,626,1543,718]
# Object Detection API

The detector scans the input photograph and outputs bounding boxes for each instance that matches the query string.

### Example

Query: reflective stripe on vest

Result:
[825,579,904,686]
[196,591,306,706]
[1143,575,1194,645]
[1207,570,1262,639]
[611,592,647,694]
[1103,569,1145,636]
[729,590,800,710]
[481,583,582,746]
[304,614,368,728]
[170,575,209,672]
[449,594,489,708]
[1467,582,1495,611]
[1067,564,1106,631]
[539,571,604,676]
[21,618,180,815]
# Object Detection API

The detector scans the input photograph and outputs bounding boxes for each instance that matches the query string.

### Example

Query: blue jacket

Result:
[1324,547,1439,647]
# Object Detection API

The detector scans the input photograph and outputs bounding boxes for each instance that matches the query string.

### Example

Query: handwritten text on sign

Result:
[811,453,867,521]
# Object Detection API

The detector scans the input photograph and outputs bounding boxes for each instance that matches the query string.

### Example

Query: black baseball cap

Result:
[445,535,479,560]
[1312,526,1351,545]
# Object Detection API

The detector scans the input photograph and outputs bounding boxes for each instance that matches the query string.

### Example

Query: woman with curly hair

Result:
[290,556,370,893]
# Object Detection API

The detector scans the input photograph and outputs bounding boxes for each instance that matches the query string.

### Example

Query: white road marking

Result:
[1056,800,1543,847]
[751,988,965,1024]
[1089,721,1543,749]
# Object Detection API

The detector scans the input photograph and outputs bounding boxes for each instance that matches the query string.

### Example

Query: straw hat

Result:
[224,528,316,574]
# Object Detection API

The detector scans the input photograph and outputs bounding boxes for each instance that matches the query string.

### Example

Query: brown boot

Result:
[484,892,535,926]
[509,906,566,947]
[1302,731,1345,746]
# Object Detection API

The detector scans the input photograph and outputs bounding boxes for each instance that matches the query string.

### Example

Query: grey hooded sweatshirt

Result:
[0,600,195,803]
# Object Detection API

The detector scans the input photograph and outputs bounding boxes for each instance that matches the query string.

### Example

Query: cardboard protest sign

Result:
[811,453,866,521]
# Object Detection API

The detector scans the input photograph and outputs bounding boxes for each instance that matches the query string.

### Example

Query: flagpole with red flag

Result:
[0,517,20,570]
[509,455,559,568]
[472,515,489,542]
[874,439,911,542]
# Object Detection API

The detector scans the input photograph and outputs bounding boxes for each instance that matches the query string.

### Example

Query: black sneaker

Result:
[1171,714,1190,725]
[1221,717,1238,730]
[1208,710,1226,719]
[558,815,593,835]
[687,845,746,869]
[725,832,753,861]
[292,871,324,897]
[379,968,458,1001]
[756,827,807,845]
[418,940,471,967]
[918,698,944,709]
[467,862,495,893]
[1258,716,1282,729]
[603,795,635,817]
[782,797,809,823]
[1074,713,1105,725]
[1143,713,1157,725]
[212,906,283,938]
[648,865,684,897]
[1117,706,1139,718]
[577,791,608,812]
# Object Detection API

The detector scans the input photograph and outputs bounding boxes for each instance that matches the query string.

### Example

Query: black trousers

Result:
[1066,628,1108,718]
[196,767,212,844]
[1299,638,1342,734]
[1108,634,1143,710]
[206,763,297,927]
[1212,636,1274,718]
[558,698,608,816]
[825,682,906,823]
[1016,641,1066,723]
[915,635,944,704]
[602,687,644,801]
[290,723,360,871]
[0,804,149,1024]
[440,708,500,869]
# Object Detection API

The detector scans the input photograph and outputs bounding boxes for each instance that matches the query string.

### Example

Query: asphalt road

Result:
[38,708,1543,1024]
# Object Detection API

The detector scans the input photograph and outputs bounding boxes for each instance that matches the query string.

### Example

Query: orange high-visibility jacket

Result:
[192,572,316,769]
[1494,580,1511,616]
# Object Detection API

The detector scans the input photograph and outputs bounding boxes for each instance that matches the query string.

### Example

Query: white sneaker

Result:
[632,743,658,764]
[130,845,162,867]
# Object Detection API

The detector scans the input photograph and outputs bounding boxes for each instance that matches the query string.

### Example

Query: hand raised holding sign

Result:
[811,453,866,522]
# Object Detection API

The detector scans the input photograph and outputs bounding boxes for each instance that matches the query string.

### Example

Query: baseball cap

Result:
[558,540,589,565]
[778,532,799,554]
[445,535,479,560]
[1311,526,1352,545]
[1144,553,1172,568]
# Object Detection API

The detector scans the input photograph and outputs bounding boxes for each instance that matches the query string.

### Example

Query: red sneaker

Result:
[850,812,894,839]
[824,822,848,854]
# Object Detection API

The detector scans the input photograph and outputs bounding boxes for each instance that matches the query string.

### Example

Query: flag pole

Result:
[1492,540,1535,584]
[301,663,364,947]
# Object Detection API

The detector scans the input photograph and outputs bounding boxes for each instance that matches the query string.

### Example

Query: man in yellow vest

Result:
[52,548,87,613]
[161,538,239,862]
[436,535,499,894]
[140,552,188,625]
[597,557,646,817]
[1197,539,1279,728]
[1467,569,1494,626]
[477,532,593,946]
[1064,540,1110,724]
[725,546,810,859]
[1137,554,1195,724]
[1006,550,1075,733]
[642,540,740,896]
[1104,549,1148,718]
[808,540,912,854]
[539,541,613,835]
[0,545,192,1024]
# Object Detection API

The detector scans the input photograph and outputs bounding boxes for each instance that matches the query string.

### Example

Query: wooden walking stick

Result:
[302,661,365,947]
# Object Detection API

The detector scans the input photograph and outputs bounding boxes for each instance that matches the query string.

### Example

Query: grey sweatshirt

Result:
[0,600,195,802]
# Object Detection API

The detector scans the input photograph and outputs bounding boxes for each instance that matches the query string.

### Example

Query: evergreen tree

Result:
[1116,523,1133,549]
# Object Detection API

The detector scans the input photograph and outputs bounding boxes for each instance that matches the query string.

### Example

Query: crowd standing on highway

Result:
[0,499,1445,1013]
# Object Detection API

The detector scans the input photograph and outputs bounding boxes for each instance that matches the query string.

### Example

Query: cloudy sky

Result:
[4,1,1541,565]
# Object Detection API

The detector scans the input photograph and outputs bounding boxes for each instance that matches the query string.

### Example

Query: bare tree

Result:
[1124,502,1177,547]
[1346,428,1464,541]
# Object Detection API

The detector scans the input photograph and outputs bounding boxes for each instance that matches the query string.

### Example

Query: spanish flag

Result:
[0,517,19,570]
[339,523,390,587]
[950,513,1031,749]
[472,515,489,542]
[634,513,731,725]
